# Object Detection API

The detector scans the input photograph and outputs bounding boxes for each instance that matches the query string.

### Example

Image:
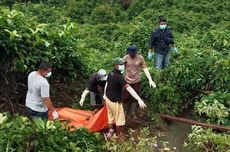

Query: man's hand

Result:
[52,111,59,119]
[148,52,153,60]
[172,47,179,55]
[149,80,156,88]
[137,99,147,109]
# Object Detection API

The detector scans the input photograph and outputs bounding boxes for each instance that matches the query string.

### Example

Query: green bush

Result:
[195,92,230,125]
[0,0,230,151]
[0,113,105,151]
[185,126,230,152]
[90,4,116,24]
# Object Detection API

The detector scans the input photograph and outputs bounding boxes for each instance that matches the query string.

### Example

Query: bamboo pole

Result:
[157,113,230,131]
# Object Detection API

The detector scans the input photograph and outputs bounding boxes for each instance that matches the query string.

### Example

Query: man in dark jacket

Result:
[79,69,107,107]
[148,16,178,69]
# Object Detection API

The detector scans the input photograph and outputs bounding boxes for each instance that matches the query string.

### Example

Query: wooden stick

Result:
[126,116,142,124]
[157,113,230,131]
[195,89,213,95]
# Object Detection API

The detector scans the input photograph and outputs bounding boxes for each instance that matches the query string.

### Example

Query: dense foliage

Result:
[1,0,229,112]
[195,92,230,125]
[0,0,230,151]
[0,113,104,151]
[186,126,230,152]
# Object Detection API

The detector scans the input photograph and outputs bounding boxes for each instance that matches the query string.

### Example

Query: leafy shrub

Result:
[67,0,96,24]
[0,113,105,151]
[13,2,67,24]
[195,92,230,125]
[90,4,116,24]
[0,0,229,124]
[185,126,230,152]
[141,69,183,116]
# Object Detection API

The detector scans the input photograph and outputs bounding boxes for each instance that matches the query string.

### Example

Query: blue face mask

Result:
[160,24,167,30]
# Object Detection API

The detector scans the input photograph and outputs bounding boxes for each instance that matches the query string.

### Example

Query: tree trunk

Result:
[158,113,230,131]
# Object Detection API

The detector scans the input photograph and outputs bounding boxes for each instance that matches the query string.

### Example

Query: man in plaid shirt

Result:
[148,16,178,69]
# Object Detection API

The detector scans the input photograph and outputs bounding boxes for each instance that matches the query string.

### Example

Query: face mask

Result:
[160,24,167,30]
[118,65,125,73]
[45,71,52,78]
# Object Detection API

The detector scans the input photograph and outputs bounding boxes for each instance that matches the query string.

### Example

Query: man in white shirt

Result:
[26,62,58,120]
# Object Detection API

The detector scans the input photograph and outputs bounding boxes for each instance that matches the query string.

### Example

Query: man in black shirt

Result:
[148,16,178,69]
[79,69,107,107]
[104,57,146,140]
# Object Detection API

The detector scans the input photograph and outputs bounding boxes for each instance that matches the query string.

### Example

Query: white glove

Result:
[126,86,147,109]
[103,95,106,100]
[137,99,147,109]
[79,89,89,107]
[149,80,156,88]
[79,98,84,107]
[52,111,59,120]
[143,68,156,89]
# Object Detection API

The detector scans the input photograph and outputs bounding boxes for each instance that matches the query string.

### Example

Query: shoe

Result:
[105,129,114,140]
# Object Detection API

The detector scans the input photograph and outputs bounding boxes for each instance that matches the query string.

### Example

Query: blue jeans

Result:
[154,52,170,69]
[27,107,48,120]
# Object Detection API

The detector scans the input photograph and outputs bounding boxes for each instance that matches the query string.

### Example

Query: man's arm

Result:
[41,83,55,111]
[79,89,90,106]
[140,56,156,88]
[143,67,156,88]
[168,31,175,47]
[43,97,55,112]
[124,84,147,109]
[148,31,155,52]
[147,32,155,60]
[41,83,58,119]
[169,31,178,55]
[43,97,59,119]
[103,82,108,99]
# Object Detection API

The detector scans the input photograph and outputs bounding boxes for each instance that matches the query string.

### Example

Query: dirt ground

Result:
[0,78,86,115]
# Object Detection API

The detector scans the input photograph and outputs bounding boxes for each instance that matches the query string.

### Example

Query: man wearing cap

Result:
[79,69,108,107]
[123,44,156,118]
[148,16,178,69]
[104,57,147,140]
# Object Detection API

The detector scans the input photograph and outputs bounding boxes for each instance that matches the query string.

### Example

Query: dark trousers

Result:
[122,82,141,116]
[90,91,104,106]
[27,107,48,120]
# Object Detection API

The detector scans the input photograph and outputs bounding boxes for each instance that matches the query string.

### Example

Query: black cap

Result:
[159,16,167,23]
[127,45,138,54]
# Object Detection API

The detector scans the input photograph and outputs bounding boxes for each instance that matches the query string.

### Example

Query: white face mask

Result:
[118,65,125,73]
[45,71,52,78]
[160,24,167,30]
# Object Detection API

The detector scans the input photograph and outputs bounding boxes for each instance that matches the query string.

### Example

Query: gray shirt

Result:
[26,71,50,112]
